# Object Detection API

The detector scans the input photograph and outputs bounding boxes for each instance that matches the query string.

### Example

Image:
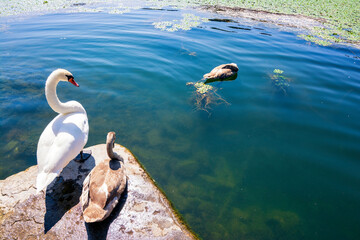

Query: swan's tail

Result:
[83,202,108,223]
[36,172,58,193]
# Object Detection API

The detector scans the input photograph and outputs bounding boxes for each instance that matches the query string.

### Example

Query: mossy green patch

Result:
[297,34,333,46]
[173,160,200,179]
[153,13,208,32]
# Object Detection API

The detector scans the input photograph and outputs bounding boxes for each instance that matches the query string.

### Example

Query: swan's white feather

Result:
[36,112,88,192]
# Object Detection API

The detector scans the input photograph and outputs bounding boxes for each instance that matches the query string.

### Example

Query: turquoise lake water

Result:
[1,7,360,240]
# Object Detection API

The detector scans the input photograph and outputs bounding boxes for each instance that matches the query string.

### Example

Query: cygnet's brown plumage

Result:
[203,63,238,80]
[80,132,126,223]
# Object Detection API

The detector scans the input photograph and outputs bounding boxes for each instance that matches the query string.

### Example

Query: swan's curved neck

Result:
[45,73,84,114]
[107,139,121,160]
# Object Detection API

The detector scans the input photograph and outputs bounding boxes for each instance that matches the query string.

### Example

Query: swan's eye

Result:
[66,74,74,81]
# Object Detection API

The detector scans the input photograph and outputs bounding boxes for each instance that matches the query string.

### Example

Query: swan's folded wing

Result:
[37,117,58,171]
[36,130,85,192]
[103,163,126,203]
[42,128,84,174]
[81,172,91,211]
[116,173,127,196]
[89,162,109,208]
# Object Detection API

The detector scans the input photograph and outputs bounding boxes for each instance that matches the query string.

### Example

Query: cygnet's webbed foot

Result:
[74,150,92,162]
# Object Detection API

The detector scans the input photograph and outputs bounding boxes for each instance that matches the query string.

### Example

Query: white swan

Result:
[36,69,90,193]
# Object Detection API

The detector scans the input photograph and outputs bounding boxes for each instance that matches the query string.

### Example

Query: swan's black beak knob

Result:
[66,75,79,87]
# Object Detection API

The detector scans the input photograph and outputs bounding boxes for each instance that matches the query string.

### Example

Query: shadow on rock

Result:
[85,182,128,240]
[44,154,95,233]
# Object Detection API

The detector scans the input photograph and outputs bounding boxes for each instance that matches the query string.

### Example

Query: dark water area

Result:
[1,8,360,240]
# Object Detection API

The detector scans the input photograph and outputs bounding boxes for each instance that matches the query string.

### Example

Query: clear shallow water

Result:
[1,8,360,240]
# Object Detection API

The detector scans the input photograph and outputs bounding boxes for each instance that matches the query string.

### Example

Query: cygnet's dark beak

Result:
[66,74,79,87]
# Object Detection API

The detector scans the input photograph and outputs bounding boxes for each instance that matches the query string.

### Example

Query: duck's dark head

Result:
[223,63,239,72]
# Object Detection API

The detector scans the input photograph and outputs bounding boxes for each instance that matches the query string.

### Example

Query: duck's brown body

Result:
[203,63,238,80]
[81,132,126,223]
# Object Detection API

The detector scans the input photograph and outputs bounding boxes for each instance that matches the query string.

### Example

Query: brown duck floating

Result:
[80,132,127,223]
[203,63,238,84]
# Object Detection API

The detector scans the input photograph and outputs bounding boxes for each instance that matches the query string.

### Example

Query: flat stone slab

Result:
[199,5,326,30]
[0,144,196,240]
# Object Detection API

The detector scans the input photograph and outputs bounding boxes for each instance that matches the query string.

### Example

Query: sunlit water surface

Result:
[1,8,360,240]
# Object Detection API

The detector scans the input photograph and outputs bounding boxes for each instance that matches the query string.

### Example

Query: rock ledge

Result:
[0,144,196,240]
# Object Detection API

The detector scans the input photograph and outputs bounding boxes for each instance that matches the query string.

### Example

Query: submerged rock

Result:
[0,144,196,239]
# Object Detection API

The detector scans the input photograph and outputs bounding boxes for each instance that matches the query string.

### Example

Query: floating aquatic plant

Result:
[194,81,213,94]
[153,13,208,32]
[273,69,283,74]
[297,34,333,47]
[186,81,229,114]
[270,69,291,94]
[0,0,143,17]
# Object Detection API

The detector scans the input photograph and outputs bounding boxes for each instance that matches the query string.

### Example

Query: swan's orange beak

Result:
[68,77,79,87]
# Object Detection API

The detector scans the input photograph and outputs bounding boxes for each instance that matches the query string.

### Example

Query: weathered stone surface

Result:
[199,5,326,30]
[0,144,196,240]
